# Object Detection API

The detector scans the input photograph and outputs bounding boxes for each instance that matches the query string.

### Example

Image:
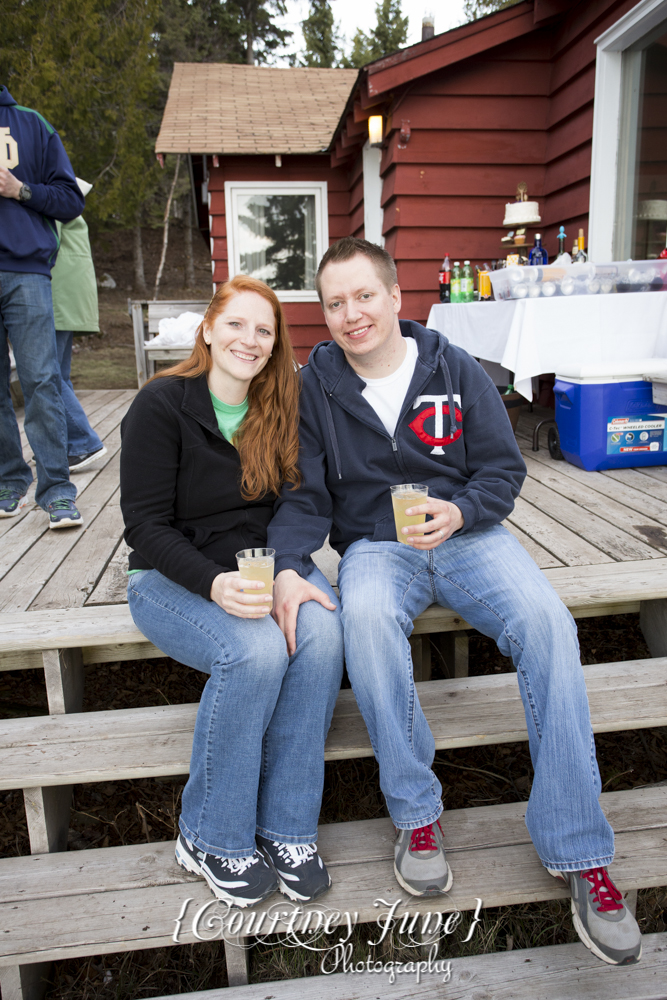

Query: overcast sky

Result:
[273,0,468,63]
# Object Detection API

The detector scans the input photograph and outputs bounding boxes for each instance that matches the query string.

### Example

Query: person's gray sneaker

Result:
[548,867,642,965]
[394,819,453,897]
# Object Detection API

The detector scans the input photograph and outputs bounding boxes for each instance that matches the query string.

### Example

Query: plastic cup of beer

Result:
[236,548,275,609]
[391,484,428,544]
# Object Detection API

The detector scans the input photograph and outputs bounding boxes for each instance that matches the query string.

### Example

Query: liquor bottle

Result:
[557,226,567,257]
[529,233,548,266]
[451,262,462,303]
[574,228,588,262]
[462,261,474,303]
[438,254,451,303]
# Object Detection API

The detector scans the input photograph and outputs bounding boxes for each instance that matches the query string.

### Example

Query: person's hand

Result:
[0,168,23,200]
[401,499,464,550]
[210,571,272,619]
[273,568,337,656]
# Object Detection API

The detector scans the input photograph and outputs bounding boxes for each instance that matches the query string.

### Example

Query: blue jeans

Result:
[55,331,103,457]
[337,526,615,872]
[128,564,344,859]
[0,271,74,508]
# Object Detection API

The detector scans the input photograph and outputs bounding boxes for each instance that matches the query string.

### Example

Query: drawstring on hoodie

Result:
[319,382,343,479]
[439,354,458,440]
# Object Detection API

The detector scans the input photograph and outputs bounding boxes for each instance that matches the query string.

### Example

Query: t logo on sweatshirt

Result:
[0,128,19,170]
[409,394,462,455]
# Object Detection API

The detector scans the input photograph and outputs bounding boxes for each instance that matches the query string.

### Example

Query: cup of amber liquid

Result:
[236,548,275,609]
[391,485,428,544]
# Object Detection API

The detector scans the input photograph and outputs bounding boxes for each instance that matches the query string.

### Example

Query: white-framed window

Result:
[589,0,667,261]
[224,181,329,301]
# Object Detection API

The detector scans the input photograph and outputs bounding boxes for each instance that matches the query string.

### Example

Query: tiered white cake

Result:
[503,200,541,226]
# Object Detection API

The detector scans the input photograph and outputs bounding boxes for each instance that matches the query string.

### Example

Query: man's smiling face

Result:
[318,253,402,369]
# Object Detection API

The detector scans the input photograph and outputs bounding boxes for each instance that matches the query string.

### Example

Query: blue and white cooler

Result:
[553,360,667,471]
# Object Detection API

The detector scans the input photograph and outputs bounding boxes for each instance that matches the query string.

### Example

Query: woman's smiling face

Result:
[204,290,276,399]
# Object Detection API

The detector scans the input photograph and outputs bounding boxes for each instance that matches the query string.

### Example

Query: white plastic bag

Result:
[145,312,204,348]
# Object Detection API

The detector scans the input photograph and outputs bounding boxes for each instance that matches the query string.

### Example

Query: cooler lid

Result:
[556,358,667,382]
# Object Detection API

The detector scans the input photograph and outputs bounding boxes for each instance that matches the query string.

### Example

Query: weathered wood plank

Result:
[0,788,664,965]
[602,466,667,504]
[0,425,122,584]
[1,787,661,904]
[0,454,122,613]
[520,475,663,562]
[501,517,563,569]
[30,501,124,611]
[523,446,667,535]
[148,934,667,1000]
[1,659,664,787]
[507,496,610,567]
[85,540,131,606]
[3,559,667,651]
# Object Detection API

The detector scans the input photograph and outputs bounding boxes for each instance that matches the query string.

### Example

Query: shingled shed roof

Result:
[156,63,359,155]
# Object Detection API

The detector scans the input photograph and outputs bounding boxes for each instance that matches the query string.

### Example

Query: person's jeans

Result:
[55,331,103,457]
[127,563,344,858]
[0,271,75,508]
[337,525,615,872]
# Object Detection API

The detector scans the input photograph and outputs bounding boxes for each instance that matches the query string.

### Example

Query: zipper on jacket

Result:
[391,438,397,451]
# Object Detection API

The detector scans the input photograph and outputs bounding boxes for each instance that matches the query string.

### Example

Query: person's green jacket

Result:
[51,215,99,333]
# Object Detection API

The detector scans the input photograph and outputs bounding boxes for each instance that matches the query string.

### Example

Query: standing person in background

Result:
[51,177,107,471]
[0,85,85,527]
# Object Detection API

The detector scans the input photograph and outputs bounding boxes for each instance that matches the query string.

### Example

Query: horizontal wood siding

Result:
[375,0,639,325]
[206,155,348,358]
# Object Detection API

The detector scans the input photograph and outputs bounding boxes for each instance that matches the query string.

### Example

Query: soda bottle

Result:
[451,262,461,303]
[462,261,474,303]
[438,254,451,303]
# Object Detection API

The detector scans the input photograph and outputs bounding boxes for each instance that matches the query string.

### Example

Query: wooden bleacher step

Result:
[1,658,665,789]
[0,786,664,969]
[4,555,667,671]
[144,932,667,1000]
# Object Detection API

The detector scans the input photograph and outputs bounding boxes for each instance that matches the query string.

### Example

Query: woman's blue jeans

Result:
[337,525,615,873]
[55,331,103,457]
[128,564,344,859]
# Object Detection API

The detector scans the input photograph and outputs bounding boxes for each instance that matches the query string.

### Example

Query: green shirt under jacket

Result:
[51,215,99,333]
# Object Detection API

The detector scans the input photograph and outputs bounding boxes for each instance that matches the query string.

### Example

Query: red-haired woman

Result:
[120,276,343,908]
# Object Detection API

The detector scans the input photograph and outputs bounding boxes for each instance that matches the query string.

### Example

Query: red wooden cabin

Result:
[156,0,667,357]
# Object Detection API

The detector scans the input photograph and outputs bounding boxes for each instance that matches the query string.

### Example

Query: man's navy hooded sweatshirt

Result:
[0,86,84,276]
[268,321,527,576]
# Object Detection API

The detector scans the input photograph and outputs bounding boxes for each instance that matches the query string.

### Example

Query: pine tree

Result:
[463,0,523,22]
[301,0,342,68]
[344,0,408,68]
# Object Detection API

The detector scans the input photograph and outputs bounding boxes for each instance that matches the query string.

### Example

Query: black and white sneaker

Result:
[68,445,107,472]
[257,835,332,902]
[175,833,278,908]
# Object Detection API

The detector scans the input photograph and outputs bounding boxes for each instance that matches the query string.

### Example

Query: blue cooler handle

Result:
[554,385,574,410]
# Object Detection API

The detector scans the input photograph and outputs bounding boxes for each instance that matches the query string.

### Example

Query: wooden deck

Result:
[4,391,667,616]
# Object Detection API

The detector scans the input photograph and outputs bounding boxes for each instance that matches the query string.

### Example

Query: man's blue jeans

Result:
[128,564,344,859]
[0,271,74,508]
[337,525,615,873]
[55,330,103,457]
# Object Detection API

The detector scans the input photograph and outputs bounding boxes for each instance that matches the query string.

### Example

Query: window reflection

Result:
[237,194,317,290]
[633,31,667,259]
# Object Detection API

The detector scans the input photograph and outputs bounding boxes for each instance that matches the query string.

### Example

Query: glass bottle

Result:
[451,261,462,303]
[557,226,567,257]
[529,233,548,266]
[438,254,451,303]
[462,260,474,303]
[574,228,588,262]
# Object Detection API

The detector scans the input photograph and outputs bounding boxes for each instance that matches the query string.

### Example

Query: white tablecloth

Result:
[427,294,667,400]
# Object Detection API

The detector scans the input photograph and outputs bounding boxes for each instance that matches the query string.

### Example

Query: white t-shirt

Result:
[358,337,419,437]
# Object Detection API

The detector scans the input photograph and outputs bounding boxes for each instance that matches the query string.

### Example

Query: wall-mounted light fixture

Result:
[368,115,384,148]
[398,120,411,149]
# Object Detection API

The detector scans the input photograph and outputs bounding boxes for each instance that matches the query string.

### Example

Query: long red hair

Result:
[149,275,301,500]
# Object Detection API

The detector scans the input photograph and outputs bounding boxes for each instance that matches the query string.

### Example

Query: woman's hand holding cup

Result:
[210,571,272,618]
